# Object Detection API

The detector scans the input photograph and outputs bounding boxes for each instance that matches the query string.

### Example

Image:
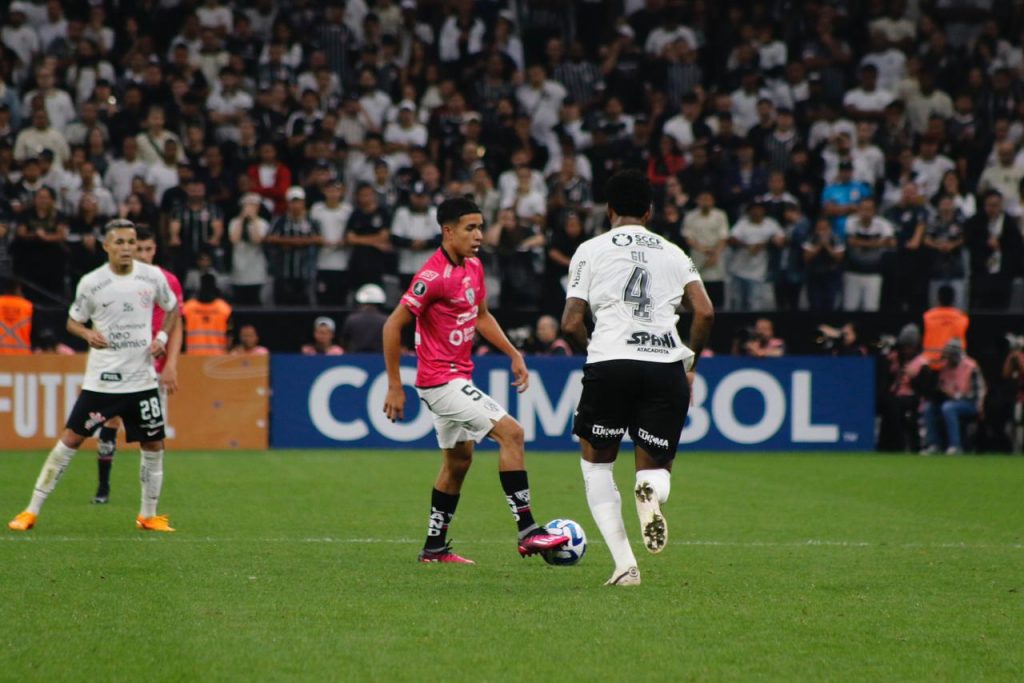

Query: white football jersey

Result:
[567,225,702,365]
[69,262,178,394]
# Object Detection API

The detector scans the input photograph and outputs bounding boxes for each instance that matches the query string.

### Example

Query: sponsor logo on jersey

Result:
[570,260,586,288]
[412,281,427,296]
[100,372,123,382]
[611,233,633,247]
[637,427,670,449]
[633,233,663,249]
[465,287,475,305]
[625,331,677,349]
[419,270,439,282]
[592,424,627,438]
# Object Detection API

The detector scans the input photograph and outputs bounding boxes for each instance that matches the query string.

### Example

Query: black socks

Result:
[500,470,538,538]
[424,488,459,551]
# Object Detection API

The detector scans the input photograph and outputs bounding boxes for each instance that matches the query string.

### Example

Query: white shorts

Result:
[416,378,508,449]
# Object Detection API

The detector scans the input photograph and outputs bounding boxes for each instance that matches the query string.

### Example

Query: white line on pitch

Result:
[1,537,1021,549]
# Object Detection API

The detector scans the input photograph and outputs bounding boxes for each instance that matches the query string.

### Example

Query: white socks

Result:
[636,468,671,503]
[139,449,164,518]
[581,459,637,571]
[27,441,77,514]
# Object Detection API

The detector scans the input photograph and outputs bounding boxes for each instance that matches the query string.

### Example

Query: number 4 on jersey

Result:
[623,266,652,320]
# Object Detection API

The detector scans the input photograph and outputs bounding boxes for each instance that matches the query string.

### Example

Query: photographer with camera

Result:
[1001,334,1024,452]
[878,324,928,452]
[733,318,785,357]
[920,339,986,455]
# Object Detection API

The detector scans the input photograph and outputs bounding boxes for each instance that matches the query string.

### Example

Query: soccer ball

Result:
[541,518,587,566]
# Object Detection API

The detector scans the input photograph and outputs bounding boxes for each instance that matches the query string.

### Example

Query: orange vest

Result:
[922,306,969,366]
[0,295,33,355]
[183,298,231,355]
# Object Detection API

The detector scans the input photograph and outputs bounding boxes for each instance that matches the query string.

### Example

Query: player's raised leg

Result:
[488,415,569,556]
[580,440,640,586]
[418,441,474,564]
[634,451,672,554]
[93,417,122,504]
[8,430,88,530]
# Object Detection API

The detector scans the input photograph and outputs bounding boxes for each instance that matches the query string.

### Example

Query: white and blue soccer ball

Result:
[541,518,587,566]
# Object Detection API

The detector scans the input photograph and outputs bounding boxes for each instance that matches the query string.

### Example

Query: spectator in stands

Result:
[682,191,729,308]
[802,217,845,312]
[843,197,895,312]
[340,284,388,354]
[884,182,929,312]
[1001,337,1024,452]
[544,210,586,312]
[168,177,224,276]
[13,109,69,169]
[921,339,985,455]
[727,201,784,311]
[13,186,66,299]
[822,161,871,238]
[977,142,1024,217]
[775,202,810,311]
[135,107,183,167]
[301,316,343,355]
[967,190,1023,310]
[924,196,967,307]
[266,187,322,306]
[248,141,292,215]
[183,251,230,301]
[228,193,269,306]
[311,178,353,306]
[345,183,394,293]
[489,206,545,309]
[390,181,440,290]
[231,324,270,356]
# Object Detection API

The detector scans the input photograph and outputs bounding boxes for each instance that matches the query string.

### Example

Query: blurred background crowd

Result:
[0,0,1022,450]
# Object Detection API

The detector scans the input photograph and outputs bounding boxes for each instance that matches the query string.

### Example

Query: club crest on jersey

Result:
[413,281,427,296]
[137,290,153,308]
[465,287,475,305]
[612,233,633,247]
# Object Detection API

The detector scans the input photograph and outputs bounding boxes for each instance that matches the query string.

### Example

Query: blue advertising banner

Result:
[270,355,875,451]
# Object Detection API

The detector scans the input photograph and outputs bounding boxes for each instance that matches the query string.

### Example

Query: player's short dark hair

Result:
[605,169,652,219]
[104,218,135,235]
[437,197,482,227]
[134,224,155,242]
[937,284,955,307]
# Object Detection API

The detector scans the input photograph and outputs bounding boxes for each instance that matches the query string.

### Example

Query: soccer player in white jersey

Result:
[93,224,184,504]
[561,170,715,586]
[8,219,180,532]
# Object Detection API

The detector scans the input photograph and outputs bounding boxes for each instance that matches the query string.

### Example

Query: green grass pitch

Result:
[1,450,1022,681]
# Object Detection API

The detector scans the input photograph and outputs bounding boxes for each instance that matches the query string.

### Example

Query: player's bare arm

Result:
[475,297,529,393]
[382,303,415,421]
[560,297,589,353]
[150,305,180,359]
[161,313,183,393]
[67,317,109,349]
[680,280,714,381]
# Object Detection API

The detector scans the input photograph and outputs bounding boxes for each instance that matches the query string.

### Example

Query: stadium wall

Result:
[270,355,875,452]
[0,355,269,450]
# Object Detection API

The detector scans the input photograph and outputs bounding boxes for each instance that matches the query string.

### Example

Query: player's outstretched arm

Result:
[560,297,589,353]
[476,298,529,393]
[383,304,415,421]
[680,280,714,371]
[67,317,108,349]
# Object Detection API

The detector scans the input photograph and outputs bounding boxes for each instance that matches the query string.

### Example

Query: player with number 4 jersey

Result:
[382,197,568,564]
[8,219,180,533]
[562,170,715,586]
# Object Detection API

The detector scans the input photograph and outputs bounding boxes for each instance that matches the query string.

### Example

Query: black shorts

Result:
[573,359,689,461]
[66,388,166,443]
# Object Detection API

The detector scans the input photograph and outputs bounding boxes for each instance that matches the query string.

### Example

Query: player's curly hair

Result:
[605,169,653,219]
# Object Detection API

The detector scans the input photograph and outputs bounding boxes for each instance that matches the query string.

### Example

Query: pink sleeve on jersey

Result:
[163,269,185,306]
[400,268,443,316]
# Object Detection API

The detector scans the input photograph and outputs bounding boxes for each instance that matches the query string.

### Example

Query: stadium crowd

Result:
[1,0,1024,450]
[0,0,1023,315]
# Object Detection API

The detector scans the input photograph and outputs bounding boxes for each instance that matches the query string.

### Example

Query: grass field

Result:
[1,450,1022,682]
